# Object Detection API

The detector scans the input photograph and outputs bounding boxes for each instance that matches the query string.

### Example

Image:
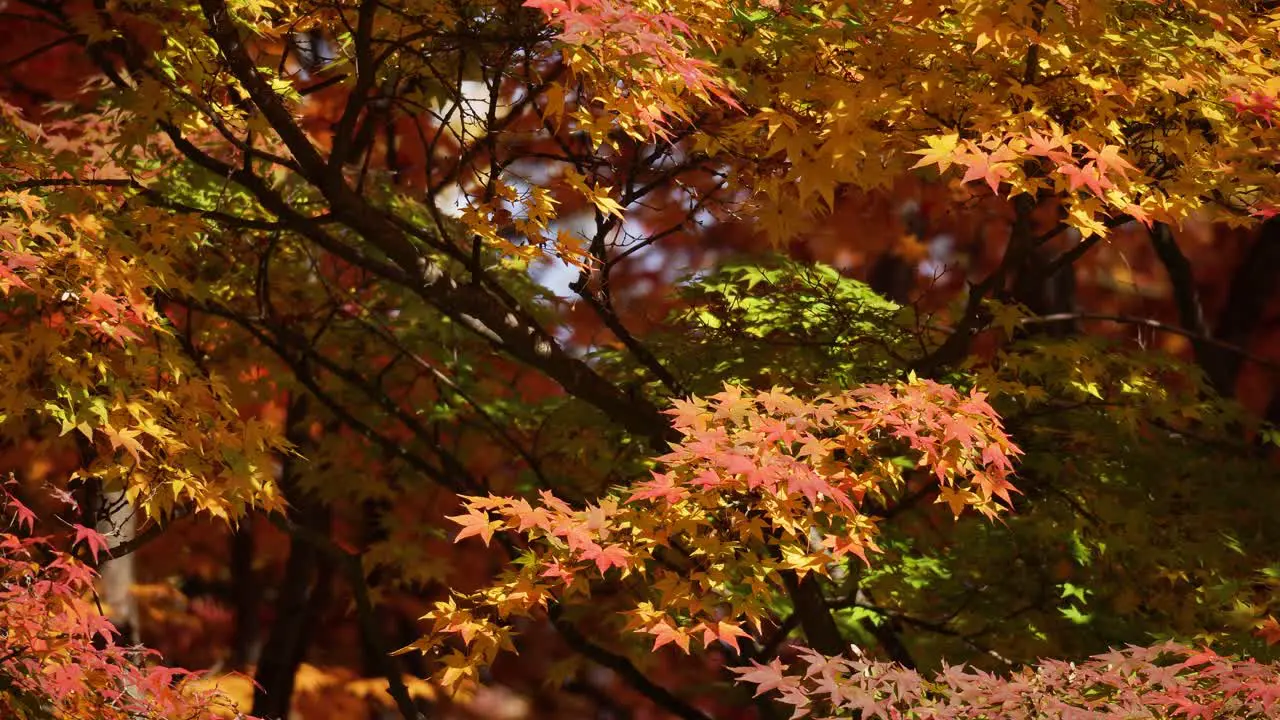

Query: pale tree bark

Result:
[96,491,140,645]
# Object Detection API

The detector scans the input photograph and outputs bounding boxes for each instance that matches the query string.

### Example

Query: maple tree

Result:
[3,0,1280,718]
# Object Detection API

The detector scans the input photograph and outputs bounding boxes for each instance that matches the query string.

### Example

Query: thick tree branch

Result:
[1149,222,1222,391]
[272,515,423,720]
[199,0,329,179]
[253,399,334,718]
[328,0,380,176]
[1205,218,1280,394]
[914,194,1037,375]
[780,571,848,658]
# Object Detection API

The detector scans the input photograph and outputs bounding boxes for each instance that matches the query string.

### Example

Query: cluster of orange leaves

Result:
[411,378,1020,692]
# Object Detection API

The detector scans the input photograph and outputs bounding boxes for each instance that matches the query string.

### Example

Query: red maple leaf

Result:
[83,288,122,318]
[1256,616,1280,646]
[2,486,37,533]
[71,524,110,562]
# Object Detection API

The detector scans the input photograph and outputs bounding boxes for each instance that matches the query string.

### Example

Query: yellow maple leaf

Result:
[910,133,961,173]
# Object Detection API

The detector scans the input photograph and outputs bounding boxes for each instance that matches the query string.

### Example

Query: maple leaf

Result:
[102,425,146,462]
[936,485,977,516]
[628,471,688,504]
[1086,144,1135,181]
[647,620,691,652]
[2,252,42,272]
[1058,163,1111,197]
[1257,616,1280,646]
[959,143,1016,193]
[83,288,122,318]
[447,509,504,546]
[71,524,110,562]
[1181,646,1220,668]
[822,532,873,566]
[588,188,626,218]
[700,620,751,652]
[580,543,630,574]
[1026,126,1073,163]
[909,133,961,174]
[0,264,30,292]
[2,488,37,533]
[540,560,577,584]
[730,658,792,697]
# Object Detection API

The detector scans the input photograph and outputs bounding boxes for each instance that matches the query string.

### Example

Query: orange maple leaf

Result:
[647,620,691,652]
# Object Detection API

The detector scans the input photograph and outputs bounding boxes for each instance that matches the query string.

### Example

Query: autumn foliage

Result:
[3,0,1280,718]
[0,486,241,720]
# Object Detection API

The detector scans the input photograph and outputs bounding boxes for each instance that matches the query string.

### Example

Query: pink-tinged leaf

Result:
[48,486,80,511]
[627,472,688,504]
[447,509,503,546]
[540,560,576,584]
[2,251,41,271]
[716,451,757,476]
[730,658,792,697]
[580,543,630,574]
[0,264,30,291]
[959,144,1016,193]
[83,288,122,317]
[1057,162,1111,196]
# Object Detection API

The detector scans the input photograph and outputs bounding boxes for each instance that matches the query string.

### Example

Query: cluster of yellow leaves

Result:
[530,0,1280,241]
[404,378,1021,693]
[47,0,1280,288]
[0,101,286,521]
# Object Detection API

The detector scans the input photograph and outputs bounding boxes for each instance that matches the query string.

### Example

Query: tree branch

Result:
[914,194,1037,375]
[1019,313,1280,373]
[1148,222,1223,390]
[548,605,713,720]
[271,514,424,720]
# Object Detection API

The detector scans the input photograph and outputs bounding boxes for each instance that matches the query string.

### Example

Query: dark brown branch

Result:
[228,517,260,669]
[0,33,79,71]
[253,399,333,718]
[189,6,679,452]
[548,605,713,720]
[780,570,848,658]
[328,0,380,176]
[574,288,686,397]
[1148,222,1222,391]
[914,194,1038,375]
[199,0,329,179]
[1020,313,1280,373]
[829,600,1012,666]
[272,515,423,720]
[1205,217,1280,393]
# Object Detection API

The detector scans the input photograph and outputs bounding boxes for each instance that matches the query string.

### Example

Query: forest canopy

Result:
[2,0,1280,718]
